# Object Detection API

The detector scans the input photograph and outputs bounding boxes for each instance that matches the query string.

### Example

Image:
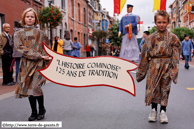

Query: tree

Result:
[149,27,157,35]
[108,20,123,46]
[92,30,107,43]
[171,27,194,41]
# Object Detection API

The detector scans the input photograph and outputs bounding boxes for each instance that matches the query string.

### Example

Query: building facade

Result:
[169,0,194,30]
[68,0,88,53]
[0,0,44,34]
[88,0,95,45]
[94,0,102,31]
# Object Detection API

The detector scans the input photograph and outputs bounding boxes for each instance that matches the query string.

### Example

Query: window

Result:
[64,23,67,30]
[179,0,181,7]
[78,3,80,21]
[81,33,82,45]
[26,1,31,7]
[71,0,74,18]
[78,32,80,41]
[60,29,62,39]
[61,0,65,10]
[94,1,96,9]
[35,5,38,12]
[84,8,86,24]
[70,29,73,41]
[84,34,86,47]
[98,3,101,11]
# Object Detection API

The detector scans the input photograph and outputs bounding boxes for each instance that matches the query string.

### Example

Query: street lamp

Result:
[48,0,53,46]
[178,19,181,27]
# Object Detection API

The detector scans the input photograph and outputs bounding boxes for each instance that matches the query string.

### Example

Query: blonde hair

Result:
[21,8,39,26]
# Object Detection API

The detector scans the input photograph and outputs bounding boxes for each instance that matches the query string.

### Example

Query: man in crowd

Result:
[181,34,193,69]
[0,23,15,86]
[71,37,81,57]
[139,31,150,51]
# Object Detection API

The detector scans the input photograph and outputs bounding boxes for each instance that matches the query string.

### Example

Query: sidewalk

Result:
[0,66,17,95]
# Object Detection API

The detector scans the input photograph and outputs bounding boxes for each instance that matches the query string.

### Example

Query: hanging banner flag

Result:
[152,0,167,12]
[38,43,138,96]
[160,0,167,11]
[114,0,127,15]
[102,20,108,30]
[187,1,193,13]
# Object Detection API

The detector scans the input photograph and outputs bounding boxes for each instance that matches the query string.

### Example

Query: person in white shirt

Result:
[63,30,73,56]
[136,16,145,50]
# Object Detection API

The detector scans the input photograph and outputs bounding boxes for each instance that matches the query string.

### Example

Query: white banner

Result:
[39,43,138,96]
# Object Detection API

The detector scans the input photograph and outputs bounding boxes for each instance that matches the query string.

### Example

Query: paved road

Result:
[0,63,194,129]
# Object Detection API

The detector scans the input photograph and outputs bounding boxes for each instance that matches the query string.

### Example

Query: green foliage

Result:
[171,27,194,41]
[149,27,157,35]
[92,30,107,40]
[108,20,123,46]
[38,6,63,28]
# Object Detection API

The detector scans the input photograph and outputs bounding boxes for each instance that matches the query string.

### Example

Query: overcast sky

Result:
[100,0,175,30]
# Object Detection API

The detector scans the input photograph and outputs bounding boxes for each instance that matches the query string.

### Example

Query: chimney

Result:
[107,11,109,15]
[103,8,106,10]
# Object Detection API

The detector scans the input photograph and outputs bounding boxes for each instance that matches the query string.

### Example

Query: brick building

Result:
[68,0,88,53]
[0,0,44,34]
[169,0,194,30]
[169,1,177,30]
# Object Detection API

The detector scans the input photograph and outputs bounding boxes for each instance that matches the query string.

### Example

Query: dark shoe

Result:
[11,81,16,85]
[2,82,13,86]
[37,109,46,120]
[28,112,38,121]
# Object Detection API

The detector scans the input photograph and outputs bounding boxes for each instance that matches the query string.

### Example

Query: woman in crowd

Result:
[85,43,91,57]
[52,36,63,54]
[63,30,73,56]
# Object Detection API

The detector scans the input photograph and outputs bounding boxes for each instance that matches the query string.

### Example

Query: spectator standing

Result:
[90,44,95,57]
[9,21,23,82]
[71,37,81,57]
[0,23,15,86]
[52,36,63,54]
[136,16,145,49]
[101,43,106,55]
[181,34,193,69]
[85,43,91,57]
[63,30,73,56]
[139,31,150,51]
